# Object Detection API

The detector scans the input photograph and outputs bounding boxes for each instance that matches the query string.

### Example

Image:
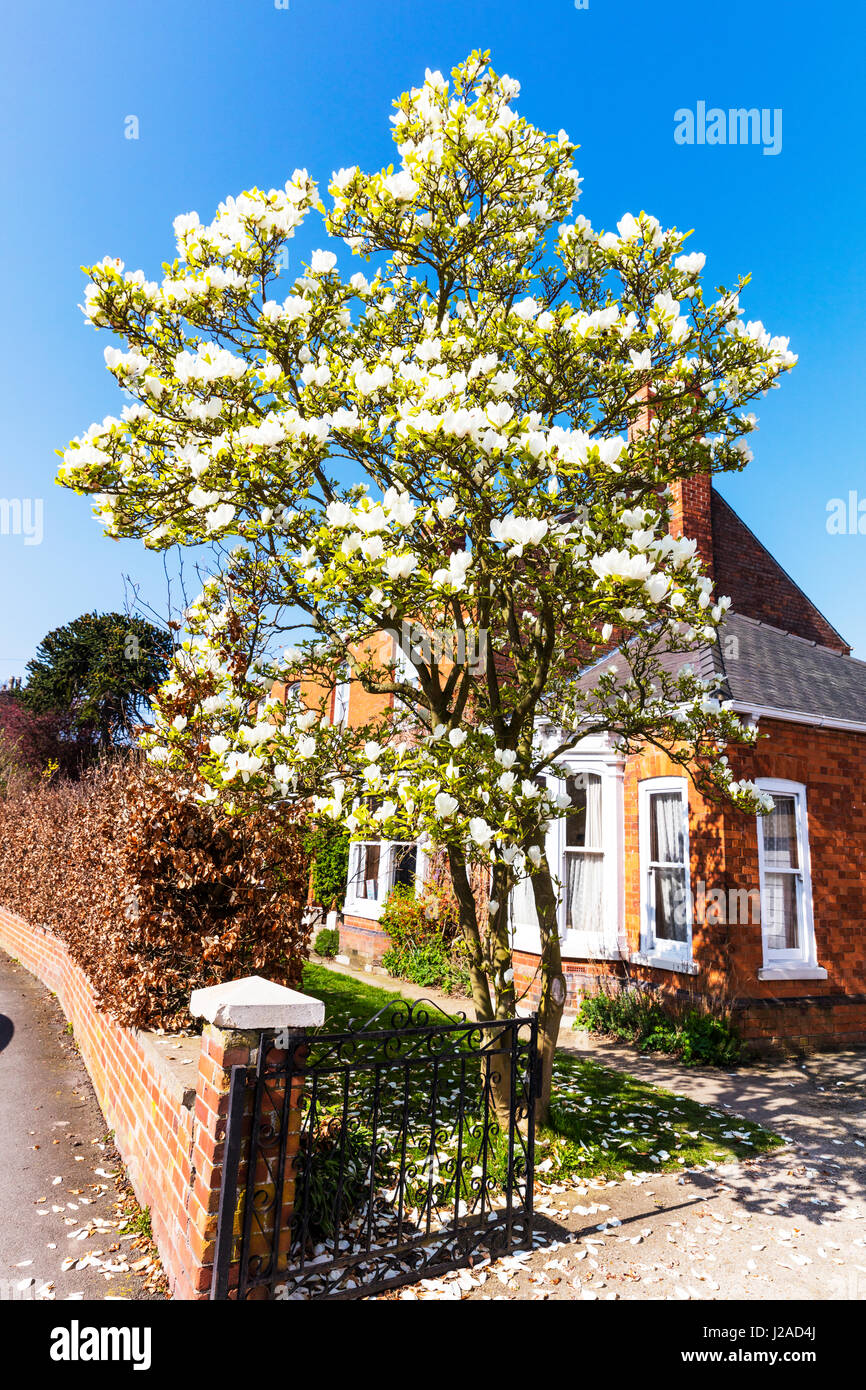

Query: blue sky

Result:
[1,0,864,678]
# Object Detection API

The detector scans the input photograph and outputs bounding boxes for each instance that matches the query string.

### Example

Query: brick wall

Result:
[0,905,252,1299]
[339,914,390,964]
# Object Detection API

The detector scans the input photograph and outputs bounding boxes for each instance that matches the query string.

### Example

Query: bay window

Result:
[345,838,422,917]
[562,773,605,935]
[509,758,622,957]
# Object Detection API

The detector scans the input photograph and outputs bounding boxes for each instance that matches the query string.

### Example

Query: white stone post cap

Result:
[189,975,325,1030]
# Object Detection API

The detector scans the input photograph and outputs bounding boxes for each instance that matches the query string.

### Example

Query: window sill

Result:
[562,939,621,961]
[342,899,385,923]
[757,964,828,981]
[630,951,698,976]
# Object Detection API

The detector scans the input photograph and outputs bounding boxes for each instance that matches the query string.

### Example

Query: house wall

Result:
[512,719,866,1054]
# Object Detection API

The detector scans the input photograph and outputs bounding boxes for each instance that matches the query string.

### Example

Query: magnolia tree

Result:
[59,51,795,1124]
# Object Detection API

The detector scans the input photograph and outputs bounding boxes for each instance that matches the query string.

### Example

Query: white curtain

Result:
[562,775,604,936]
[351,842,381,901]
[564,851,604,934]
[650,792,687,944]
[510,873,539,931]
[650,791,684,864]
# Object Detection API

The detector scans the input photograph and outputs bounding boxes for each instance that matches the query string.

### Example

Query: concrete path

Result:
[0,950,158,1301]
[326,957,866,1299]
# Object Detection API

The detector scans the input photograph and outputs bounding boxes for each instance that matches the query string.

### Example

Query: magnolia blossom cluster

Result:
[59,51,794,869]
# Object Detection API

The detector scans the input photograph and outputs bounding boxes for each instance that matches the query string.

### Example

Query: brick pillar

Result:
[182,1023,260,1300]
[185,976,325,1302]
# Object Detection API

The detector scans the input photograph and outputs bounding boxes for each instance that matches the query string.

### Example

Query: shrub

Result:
[305,823,350,909]
[380,882,470,996]
[293,1109,378,1242]
[313,926,340,958]
[0,691,86,785]
[575,984,742,1068]
[0,759,311,1031]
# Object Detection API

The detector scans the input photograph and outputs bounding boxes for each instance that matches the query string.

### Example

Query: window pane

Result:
[763,872,799,951]
[564,850,603,933]
[565,774,602,849]
[649,791,686,865]
[510,874,538,929]
[652,866,689,943]
[392,843,417,889]
[763,796,799,870]
[353,842,381,900]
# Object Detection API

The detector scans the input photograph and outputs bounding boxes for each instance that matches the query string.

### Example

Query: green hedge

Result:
[305,823,350,909]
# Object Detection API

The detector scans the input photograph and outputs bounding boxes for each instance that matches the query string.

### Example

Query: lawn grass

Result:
[301,961,446,1032]
[300,962,783,1188]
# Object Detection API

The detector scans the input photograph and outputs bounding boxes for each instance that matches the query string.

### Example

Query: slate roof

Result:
[577,611,866,726]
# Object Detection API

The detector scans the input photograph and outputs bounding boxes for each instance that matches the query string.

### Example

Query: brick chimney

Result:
[628,385,714,577]
[669,475,714,579]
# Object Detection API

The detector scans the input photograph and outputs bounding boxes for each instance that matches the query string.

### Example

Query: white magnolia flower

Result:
[331,166,358,191]
[310,249,337,274]
[512,297,540,321]
[448,728,467,748]
[490,516,549,548]
[385,552,418,580]
[382,170,419,201]
[434,791,459,818]
[591,548,654,583]
[674,251,706,276]
[468,817,494,848]
[205,503,236,532]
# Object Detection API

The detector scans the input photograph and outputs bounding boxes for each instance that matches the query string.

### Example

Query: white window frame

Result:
[755,778,824,980]
[332,668,350,727]
[393,630,420,690]
[343,839,424,921]
[509,749,624,960]
[637,776,695,971]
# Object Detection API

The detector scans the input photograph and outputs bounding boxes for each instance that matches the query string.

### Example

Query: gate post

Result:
[188,975,325,1300]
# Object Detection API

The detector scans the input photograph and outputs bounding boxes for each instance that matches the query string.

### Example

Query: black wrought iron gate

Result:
[211,1001,538,1300]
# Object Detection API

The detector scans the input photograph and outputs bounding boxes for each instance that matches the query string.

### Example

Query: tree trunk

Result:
[447,847,514,1129]
[530,860,567,1130]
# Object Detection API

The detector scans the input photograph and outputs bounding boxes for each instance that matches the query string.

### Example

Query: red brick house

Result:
[320,480,866,1054]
